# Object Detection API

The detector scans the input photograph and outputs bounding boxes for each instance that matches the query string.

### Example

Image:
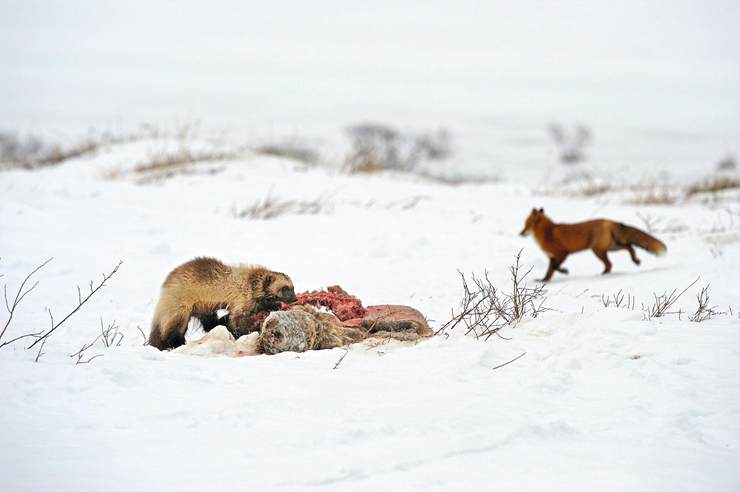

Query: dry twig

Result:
[332,346,350,370]
[26,261,123,350]
[492,352,527,371]
[0,258,53,348]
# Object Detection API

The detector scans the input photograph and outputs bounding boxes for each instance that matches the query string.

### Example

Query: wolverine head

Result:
[255,270,297,311]
[520,207,544,236]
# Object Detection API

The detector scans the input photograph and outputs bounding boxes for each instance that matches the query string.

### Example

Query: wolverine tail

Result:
[616,224,667,256]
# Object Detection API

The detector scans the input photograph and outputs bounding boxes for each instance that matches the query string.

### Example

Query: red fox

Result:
[520,208,667,281]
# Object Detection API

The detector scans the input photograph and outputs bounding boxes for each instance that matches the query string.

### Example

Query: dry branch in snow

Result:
[601,289,636,310]
[0,258,53,349]
[437,250,548,340]
[69,318,123,364]
[642,276,699,320]
[26,261,123,351]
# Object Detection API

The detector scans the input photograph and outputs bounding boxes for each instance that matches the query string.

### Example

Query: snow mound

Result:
[173,326,259,357]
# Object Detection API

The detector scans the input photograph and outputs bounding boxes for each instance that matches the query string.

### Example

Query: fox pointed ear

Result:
[538,207,544,213]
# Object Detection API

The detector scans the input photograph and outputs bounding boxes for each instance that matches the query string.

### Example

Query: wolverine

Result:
[148,257,297,350]
[520,208,666,282]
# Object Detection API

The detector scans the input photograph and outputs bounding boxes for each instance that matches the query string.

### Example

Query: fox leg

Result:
[626,244,641,265]
[542,257,556,282]
[542,255,567,281]
[593,249,612,274]
[555,255,569,274]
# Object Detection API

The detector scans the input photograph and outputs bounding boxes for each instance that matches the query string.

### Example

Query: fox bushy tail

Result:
[616,224,667,256]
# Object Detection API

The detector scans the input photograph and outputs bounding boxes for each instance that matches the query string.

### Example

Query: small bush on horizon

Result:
[344,122,452,174]
[548,123,592,164]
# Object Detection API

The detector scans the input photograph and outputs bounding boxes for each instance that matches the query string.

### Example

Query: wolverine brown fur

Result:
[520,208,666,281]
[148,257,296,350]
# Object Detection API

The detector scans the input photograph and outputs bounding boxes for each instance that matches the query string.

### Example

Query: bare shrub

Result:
[716,155,736,171]
[0,258,53,348]
[69,318,124,364]
[548,123,592,164]
[689,284,723,322]
[436,250,548,340]
[344,123,451,174]
[410,129,452,162]
[0,133,49,166]
[642,276,699,320]
[563,172,612,197]
[233,192,331,220]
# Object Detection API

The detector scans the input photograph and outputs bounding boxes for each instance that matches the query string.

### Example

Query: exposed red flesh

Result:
[248,286,430,338]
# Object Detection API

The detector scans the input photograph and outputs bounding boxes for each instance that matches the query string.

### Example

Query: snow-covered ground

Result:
[1,141,738,490]
[1,1,739,490]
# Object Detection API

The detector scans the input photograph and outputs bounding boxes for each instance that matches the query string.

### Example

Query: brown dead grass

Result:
[686,175,740,198]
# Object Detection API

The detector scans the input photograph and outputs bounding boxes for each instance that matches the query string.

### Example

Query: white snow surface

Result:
[1,144,738,491]
[1,2,740,490]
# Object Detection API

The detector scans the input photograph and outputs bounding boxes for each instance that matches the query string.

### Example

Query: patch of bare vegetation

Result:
[132,148,235,184]
[634,212,688,235]
[641,277,699,320]
[546,171,613,198]
[688,284,724,322]
[596,278,736,323]
[0,128,160,170]
[686,174,740,199]
[133,149,235,174]
[600,289,636,310]
[232,192,332,220]
[624,181,682,206]
[548,123,592,164]
[436,250,548,340]
[344,122,452,174]
[540,153,739,205]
